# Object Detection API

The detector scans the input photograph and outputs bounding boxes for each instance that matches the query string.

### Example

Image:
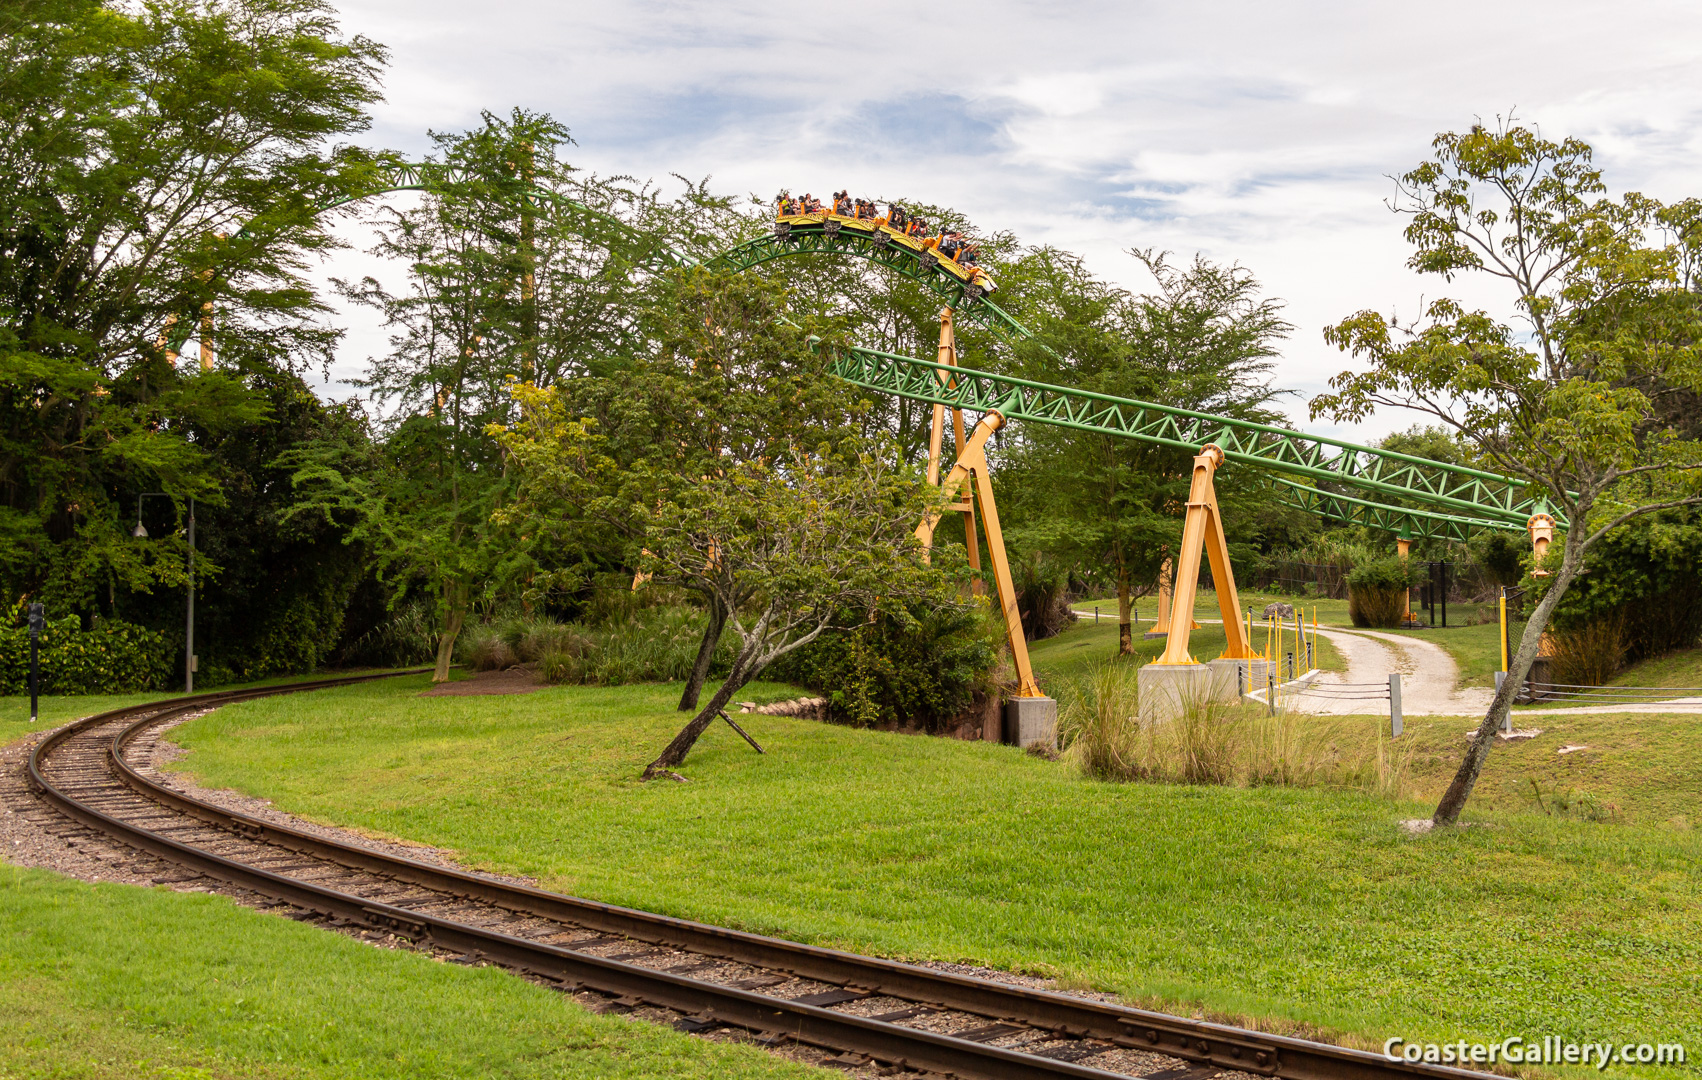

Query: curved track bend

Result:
[24,673,1492,1080]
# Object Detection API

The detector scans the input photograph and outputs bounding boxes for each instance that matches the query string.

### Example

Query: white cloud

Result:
[312,0,1702,448]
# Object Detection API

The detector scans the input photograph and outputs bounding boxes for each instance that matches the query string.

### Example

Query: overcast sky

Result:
[311,0,1702,446]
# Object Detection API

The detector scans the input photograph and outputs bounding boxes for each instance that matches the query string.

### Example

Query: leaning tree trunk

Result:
[432,582,468,683]
[645,653,753,779]
[1116,558,1134,656]
[678,596,727,711]
[1432,551,1580,825]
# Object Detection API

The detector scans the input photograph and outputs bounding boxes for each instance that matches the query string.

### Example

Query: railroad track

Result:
[25,674,1489,1080]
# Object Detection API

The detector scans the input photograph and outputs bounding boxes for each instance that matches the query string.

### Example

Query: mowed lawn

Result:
[167,671,1702,1073]
[0,867,823,1080]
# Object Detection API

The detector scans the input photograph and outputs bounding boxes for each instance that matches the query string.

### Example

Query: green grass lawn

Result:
[0,866,824,1079]
[0,669,429,749]
[161,673,1702,1076]
[0,692,160,748]
[1608,644,1702,690]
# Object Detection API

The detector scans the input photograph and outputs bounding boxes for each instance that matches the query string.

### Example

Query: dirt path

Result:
[1070,609,1494,715]
[1295,627,1493,716]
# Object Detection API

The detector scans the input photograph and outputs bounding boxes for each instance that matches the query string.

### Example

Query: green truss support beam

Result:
[205,164,1549,540]
[827,345,1551,537]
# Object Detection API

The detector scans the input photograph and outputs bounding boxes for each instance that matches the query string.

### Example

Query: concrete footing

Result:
[1137,663,1211,723]
[1208,657,1276,702]
[1003,696,1057,749]
[1139,658,1276,722]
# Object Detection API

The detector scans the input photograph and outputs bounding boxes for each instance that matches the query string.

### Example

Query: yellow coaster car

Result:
[774,211,997,296]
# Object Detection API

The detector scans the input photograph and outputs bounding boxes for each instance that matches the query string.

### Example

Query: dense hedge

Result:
[769,599,1005,731]
[1347,557,1415,628]
[0,615,174,695]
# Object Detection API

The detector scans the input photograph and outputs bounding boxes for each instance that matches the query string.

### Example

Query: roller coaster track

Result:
[24,674,1496,1080]
[201,164,1555,540]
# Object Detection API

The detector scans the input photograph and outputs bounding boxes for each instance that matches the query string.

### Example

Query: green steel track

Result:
[202,164,1548,541]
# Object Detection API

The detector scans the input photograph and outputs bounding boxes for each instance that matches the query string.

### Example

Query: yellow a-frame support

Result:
[1153,445,1257,665]
[917,309,1042,698]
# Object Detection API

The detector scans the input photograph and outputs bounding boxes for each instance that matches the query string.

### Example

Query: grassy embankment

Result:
[1029,621,1702,823]
[152,668,1702,1078]
[0,692,157,749]
[0,866,821,1080]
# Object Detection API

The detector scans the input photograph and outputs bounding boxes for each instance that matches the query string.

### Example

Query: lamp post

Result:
[135,493,196,693]
[27,602,43,722]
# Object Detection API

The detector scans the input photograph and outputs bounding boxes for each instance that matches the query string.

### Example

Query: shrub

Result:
[769,598,1005,731]
[466,604,730,687]
[456,624,517,671]
[1057,663,1141,779]
[1347,557,1414,628]
[1547,613,1629,686]
[0,614,174,694]
[1055,664,1409,794]
[1014,552,1074,641]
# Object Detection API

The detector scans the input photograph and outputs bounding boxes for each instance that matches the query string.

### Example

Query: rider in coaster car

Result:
[959,240,979,267]
[938,231,959,260]
[834,191,853,215]
[908,216,927,238]
[805,193,824,213]
[886,204,907,231]
[775,192,790,217]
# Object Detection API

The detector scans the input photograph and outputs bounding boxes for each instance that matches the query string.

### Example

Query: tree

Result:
[493,267,868,709]
[0,0,385,613]
[634,447,949,779]
[1000,249,1288,653]
[1314,121,1702,825]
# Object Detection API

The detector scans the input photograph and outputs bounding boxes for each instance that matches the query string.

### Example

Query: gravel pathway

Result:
[1298,627,1494,716]
[1070,610,1492,716]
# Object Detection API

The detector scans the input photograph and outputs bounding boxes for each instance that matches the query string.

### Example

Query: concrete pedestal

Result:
[1208,657,1275,703]
[1003,696,1057,749]
[1137,663,1211,723]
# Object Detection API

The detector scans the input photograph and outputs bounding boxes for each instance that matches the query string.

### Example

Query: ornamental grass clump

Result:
[1547,613,1630,686]
[1347,557,1415,628]
[1056,662,1400,793]
[1056,663,1141,780]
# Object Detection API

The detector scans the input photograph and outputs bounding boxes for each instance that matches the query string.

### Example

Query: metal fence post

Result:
[27,603,43,723]
[1495,671,1510,733]
[1266,668,1276,716]
[1388,672,1402,738]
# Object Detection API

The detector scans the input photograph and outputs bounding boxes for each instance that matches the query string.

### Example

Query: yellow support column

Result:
[917,412,1042,700]
[1142,445,1257,721]
[1155,445,1254,664]
[920,309,983,594]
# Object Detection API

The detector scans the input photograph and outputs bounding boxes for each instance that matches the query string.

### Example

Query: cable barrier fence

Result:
[1511,679,1702,706]
[1274,672,1405,736]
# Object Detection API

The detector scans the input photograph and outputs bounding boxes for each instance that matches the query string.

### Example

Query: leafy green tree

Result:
[633,446,949,778]
[1315,121,1702,824]
[0,0,385,612]
[493,267,868,707]
[1000,249,1289,653]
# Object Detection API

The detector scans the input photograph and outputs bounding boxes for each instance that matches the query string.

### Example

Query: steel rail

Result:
[26,678,1496,1080]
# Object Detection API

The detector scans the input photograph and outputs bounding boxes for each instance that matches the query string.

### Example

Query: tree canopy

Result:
[1314,121,1702,823]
